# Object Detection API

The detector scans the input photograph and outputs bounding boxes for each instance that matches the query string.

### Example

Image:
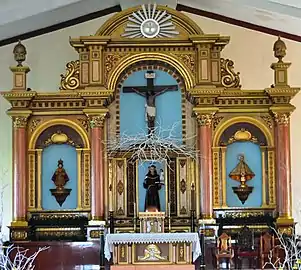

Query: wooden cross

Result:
[122,71,178,134]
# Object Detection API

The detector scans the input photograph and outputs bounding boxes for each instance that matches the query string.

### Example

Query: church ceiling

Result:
[0,0,301,45]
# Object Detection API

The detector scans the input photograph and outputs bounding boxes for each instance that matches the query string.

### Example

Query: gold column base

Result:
[10,220,28,227]
[276,216,294,225]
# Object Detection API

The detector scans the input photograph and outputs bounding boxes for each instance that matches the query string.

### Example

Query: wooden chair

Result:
[216,233,234,269]
[236,226,258,269]
[260,231,275,268]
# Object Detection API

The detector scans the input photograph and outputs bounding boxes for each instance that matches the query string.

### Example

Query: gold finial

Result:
[13,40,27,66]
[273,36,286,63]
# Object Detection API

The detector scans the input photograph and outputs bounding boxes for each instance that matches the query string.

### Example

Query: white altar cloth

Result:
[105,232,201,262]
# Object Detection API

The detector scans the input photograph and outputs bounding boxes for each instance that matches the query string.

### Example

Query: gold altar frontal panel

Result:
[114,243,192,265]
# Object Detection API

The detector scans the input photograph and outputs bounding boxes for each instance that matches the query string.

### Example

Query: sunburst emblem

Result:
[122,4,179,39]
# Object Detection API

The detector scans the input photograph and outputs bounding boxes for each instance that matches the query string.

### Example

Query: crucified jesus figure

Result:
[122,71,178,135]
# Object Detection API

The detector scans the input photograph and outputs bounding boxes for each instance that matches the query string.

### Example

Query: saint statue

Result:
[52,159,69,190]
[143,165,164,211]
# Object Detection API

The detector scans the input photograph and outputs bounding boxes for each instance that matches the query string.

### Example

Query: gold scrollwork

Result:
[60,60,80,90]
[273,112,290,125]
[220,58,241,88]
[30,119,41,132]
[176,53,195,74]
[77,118,89,132]
[261,115,273,129]
[212,116,223,131]
[89,114,107,128]
[13,116,28,128]
[195,112,215,126]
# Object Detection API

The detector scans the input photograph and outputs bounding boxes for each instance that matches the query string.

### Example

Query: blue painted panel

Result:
[137,161,166,212]
[41,144,78,210]
[226,142,262,207]
[120,70,182,140]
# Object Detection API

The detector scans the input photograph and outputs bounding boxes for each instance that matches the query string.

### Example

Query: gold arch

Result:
[96,5,203,36]
[107,53,195,92]
[29,119,90,150]
[213,116,273,147]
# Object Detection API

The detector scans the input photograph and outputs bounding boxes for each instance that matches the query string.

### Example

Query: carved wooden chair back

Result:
[260,231,275,268]
[216,233,234,269]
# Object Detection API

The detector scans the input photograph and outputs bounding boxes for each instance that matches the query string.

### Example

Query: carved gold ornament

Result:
[60,60,80,90]
[51,132,68,144]
[195,113,215,126]
[220,58,241,88]
[122,4,179,39]
[89,114,107,128]
[13,116,28,128]
[273,112,290,125]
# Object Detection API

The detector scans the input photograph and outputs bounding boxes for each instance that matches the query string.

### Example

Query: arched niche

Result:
[212,117,275,210]
[27,119,91,212]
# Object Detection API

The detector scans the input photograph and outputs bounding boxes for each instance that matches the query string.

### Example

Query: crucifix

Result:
[122,71,178,135]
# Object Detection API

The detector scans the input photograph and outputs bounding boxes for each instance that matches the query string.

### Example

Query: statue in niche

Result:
[52,159,69,189]
[50,159,71,206]
[143,165,164,211]
[123,71,177,135]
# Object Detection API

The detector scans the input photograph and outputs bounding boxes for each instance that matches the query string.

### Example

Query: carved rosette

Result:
[273,112,290,125]
[195,113,215,127]
[89,114,107,128]
[13,116,28,128]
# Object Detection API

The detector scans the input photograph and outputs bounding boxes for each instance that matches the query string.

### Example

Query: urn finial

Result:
[273,36,286,63]
[13,40,27,67]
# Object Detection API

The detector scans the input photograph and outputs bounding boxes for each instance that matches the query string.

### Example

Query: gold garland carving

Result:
[104,54,125,83]
[60,60,80,90]
[30,119,41,132]
[13,116,28,128]
[220,58,241,88]
[195,113,215,126]
[273,112,290,125]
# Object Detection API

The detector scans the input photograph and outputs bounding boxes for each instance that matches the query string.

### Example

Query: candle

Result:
[134,202,136,218]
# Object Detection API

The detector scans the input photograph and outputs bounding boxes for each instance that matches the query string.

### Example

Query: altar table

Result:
[105,232,201,267]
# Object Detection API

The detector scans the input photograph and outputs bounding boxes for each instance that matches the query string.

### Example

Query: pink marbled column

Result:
[90,115,106,220]
[12,117,28,222]
[274,113,292,218]
[197,114,214,219]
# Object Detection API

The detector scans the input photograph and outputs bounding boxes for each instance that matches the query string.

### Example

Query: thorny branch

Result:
[0,169,8,243]
[104,122,204,167]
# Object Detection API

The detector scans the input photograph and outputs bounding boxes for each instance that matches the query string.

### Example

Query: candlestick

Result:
[168,202,171,232]
[134,202,137,232]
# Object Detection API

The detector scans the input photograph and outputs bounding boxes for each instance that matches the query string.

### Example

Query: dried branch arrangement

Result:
[0,245,48,270]
[105,122,201,167]
[263,227,301,270]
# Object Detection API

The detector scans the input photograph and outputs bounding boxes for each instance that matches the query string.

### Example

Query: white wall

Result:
[1,10,301,239]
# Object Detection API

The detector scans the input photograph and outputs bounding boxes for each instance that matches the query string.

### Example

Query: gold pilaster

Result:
[221,147,227,208]
[36,149,43,210]
[28,150,36,210]
[267,149,276,206]
[261,147,267,207]
[76,148,83,209]
[212,147,220,208]
[83,149,91,209]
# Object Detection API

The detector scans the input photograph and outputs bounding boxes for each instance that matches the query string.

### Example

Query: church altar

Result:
[105,232,201,266]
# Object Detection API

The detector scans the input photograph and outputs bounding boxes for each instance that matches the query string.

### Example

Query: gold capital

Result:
[89,114,107,128]
[12,116,28,128]
[273,112,290,125]
[195,112,215,126]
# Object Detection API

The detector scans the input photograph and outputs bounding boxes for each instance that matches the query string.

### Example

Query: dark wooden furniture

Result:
[216,233,234,269]
[236,226,258,269]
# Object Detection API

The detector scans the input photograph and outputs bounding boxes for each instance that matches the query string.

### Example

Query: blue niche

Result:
[226,142,262,207]
[41,144,78,210]
[137,161,166,212]
[120,70,182,141]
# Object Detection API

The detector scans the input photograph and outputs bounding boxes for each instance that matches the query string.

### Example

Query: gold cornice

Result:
[265,87,300,98]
